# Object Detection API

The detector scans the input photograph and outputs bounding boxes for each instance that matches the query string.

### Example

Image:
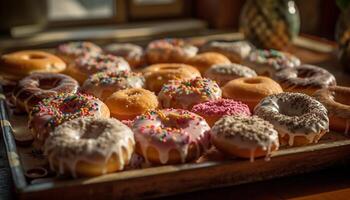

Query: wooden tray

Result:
[1,33,350,200]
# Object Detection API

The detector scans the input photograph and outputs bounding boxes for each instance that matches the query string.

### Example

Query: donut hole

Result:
[80,123,105,139]
[278,101,305,116]
[297,69,315,78]
[244,78,262,84]
[161,66,180,70]
[38,79,58,90]
[28,54,46,60]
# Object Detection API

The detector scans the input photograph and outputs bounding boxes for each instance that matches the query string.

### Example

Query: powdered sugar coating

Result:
[191,99,251,116]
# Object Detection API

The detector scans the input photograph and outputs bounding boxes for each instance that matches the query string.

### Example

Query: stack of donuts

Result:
[1,37,349,178]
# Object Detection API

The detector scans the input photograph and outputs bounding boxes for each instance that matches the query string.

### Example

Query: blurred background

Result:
[0,0,343,50]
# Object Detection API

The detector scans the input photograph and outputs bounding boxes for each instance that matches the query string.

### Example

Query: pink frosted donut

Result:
[132,109,210,164]
[56,41,102,64]
[191,99,251,126]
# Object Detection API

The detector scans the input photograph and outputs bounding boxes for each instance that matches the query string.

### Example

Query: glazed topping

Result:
[207,63,257,77]
[147,38,198,57]
[248,49,300,70]
[45,117,134,177]
[191,99,251,116]
[159,77,222,109]
[83,70,144,89]
[132,109,210,164]
[201,41,253,58]
[75,54,130,74]
[211,115,279,149]
[57,41,102,56]
[274,64,336,88]
[31,93,101,129]
[254,92,329,135]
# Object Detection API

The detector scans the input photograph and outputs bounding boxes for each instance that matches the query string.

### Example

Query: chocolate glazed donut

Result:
[13,72,79,113]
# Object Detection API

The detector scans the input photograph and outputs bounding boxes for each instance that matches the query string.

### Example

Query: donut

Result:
[185,52,231,74]
[191,99,251,126]
[104,43,146,68]
[142,63,201,93]
[56,41,102,64]
[254,92,329,146]
[0,50,66,81]
[274,64,336,96]
[13,72,79,113]
[200,41,253,63]
[81,70,145,101]
[211,115,279,162]
[204,63,257,86]
[243,49,300,76]
[146,38,198,64]
[132,109,210,164]
[222,76,283,110]
[44,117,134,177]
[65,53,130,84]
[29,93,110,148]
[158,77,222,109]
[105,88,158,120]
[314,86,350,135]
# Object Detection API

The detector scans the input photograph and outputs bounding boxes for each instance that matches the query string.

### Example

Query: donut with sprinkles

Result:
[158,77,222,109]
[29,93,110,148]
[66,53,131,84]
[132,109,211,164]
[81,70,145,101]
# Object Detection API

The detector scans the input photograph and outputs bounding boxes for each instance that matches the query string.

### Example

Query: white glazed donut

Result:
[45,116,135,177]
[132,109,211,164]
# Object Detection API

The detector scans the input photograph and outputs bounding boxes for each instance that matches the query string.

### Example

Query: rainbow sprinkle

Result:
[31,93,100,130]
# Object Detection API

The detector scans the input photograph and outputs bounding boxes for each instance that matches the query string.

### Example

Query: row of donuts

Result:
[0,38,349,178]
[1,38,348,140]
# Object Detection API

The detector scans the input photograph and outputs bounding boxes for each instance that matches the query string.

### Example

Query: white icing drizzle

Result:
[45,117,134,177]
[254,92,329,146]
[132,109,210,164]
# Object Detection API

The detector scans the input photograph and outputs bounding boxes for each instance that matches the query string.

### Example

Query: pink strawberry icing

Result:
[191,99,251,117]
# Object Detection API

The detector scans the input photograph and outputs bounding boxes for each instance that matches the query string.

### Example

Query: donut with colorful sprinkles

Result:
[56,41,102,64]
[29,93,110,148]
[132,109,211,164]
[158,77,222,109]
[244,49,300,77]
[81,70,145,101]
[66,53,130,84]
